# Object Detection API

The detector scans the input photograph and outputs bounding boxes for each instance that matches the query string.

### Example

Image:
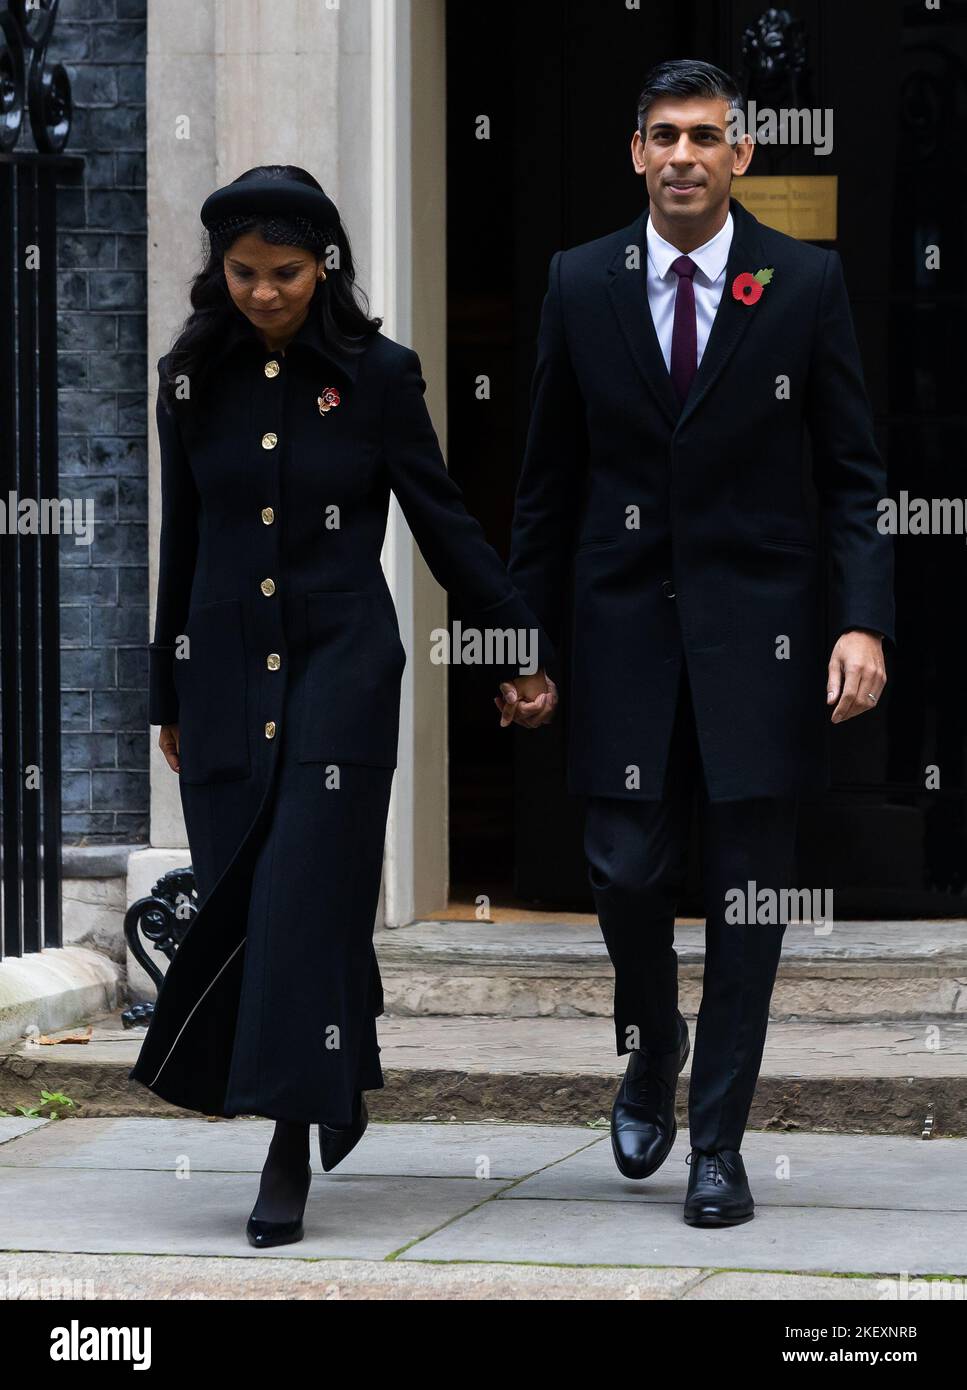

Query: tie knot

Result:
[671,254,697,281]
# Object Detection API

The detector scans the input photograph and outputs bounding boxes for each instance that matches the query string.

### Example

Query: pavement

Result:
[1,1115,965,1300]
[4,913,964,1301]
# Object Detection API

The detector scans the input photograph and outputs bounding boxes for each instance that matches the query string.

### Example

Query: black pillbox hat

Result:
[200,174,340,236]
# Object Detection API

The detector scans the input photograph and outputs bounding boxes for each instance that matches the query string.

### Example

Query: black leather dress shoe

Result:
[683,1148,755,1226]
[611,1012,690,1179]
[245,1162,312,1248]
[319,1092,369,1173]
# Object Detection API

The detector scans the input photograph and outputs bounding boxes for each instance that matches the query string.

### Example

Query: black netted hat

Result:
[200,173,340,256]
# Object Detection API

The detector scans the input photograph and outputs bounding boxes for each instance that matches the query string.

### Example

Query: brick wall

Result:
[49,0,148,844]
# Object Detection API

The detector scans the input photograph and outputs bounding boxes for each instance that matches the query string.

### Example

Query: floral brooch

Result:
[317,386,341,416]
[732,267,774,306]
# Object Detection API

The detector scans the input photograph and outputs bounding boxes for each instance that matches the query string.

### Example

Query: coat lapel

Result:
[606,211,681,428]
[606,196,767,433]
[675,196,765,430]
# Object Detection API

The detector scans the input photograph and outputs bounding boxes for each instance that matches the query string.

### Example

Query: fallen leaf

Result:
[34,1026,93,1046]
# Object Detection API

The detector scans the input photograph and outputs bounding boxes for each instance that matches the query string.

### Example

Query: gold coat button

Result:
[261,506,275,525]
[261,431,278,449]
[267,653,281,671]
[265,720,277,739]
[260,577,276,596]
[264,360,280,377]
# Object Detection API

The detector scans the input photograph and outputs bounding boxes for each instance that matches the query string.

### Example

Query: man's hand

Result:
[827,631,886,724]
[159,723,181,773]
[495,670,558,728]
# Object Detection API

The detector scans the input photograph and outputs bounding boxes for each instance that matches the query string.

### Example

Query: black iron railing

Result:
[0,0,82,960]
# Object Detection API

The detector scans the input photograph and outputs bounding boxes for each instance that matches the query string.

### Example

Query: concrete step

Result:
[2,1009,965,1136]
[375,918,967,1022]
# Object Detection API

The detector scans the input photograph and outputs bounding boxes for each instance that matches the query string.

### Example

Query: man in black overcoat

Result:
[503,60,895,1226]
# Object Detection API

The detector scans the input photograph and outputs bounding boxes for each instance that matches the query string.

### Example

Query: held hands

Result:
[160,673,558,772]
[159,723,181,773]
[160,634,881,761]
[160,676,560,768]
[827,630,886,724]
[495,669,559,729]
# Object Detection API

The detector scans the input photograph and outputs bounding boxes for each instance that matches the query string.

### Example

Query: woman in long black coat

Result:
[129,165,557,1247]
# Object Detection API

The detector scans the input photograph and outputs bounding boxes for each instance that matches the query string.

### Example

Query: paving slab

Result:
[0,1117,601,1179]
[0,1250,914,1300]
[681,1270,940,1301]
[505,1131,967,1210]
[0,1165,509,1260]
[0,1116,48,1144]
[0,1251,704,1300]
[400,1196,967,1276]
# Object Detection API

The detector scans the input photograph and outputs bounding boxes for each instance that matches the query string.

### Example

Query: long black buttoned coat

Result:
[130,307,553,1124]
[508,196,896,801]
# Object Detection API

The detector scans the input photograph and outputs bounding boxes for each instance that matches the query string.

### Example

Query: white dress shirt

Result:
[645,211,734,372]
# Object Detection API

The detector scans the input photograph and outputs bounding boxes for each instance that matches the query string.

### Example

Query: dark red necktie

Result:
[669,254,698,406]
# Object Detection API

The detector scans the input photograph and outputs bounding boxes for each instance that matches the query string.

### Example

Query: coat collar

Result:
[216,304,362,385]
[606,194,765,430]
[645,209,734,287]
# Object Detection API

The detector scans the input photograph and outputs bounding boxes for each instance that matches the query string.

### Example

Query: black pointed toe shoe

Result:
[611,1011,690,1180]
[245,1162,312,1249]
[319,1092,369,1173]
[683,1148,755,1227]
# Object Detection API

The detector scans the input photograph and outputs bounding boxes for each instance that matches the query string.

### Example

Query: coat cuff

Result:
[832,596,896,653]
[148,642,179,725]
[466,591,558,685]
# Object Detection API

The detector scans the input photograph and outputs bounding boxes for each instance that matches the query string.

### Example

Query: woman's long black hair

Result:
[158,165,381,420]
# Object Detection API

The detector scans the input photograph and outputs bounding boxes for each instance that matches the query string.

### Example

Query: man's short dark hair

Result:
[636,59,744,135]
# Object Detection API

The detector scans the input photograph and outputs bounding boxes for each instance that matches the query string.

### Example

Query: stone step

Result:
[2,1010,965,1136]
[375,918,967,1022]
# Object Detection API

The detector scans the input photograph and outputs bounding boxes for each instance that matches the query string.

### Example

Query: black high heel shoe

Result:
[245,1161,312,1249]
[318,1092,369,1172]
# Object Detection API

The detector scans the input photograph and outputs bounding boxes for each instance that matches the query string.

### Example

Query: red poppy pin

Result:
[317,386,341,415]
[732,267,774,306]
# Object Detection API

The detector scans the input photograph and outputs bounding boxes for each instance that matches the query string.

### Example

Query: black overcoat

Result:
[508,196,896,801]
[129,308,554,1122]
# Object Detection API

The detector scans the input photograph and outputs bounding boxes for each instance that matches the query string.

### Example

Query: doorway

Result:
[444,0,967,918]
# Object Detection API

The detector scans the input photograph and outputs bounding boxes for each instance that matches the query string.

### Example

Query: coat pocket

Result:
[298,590,407,768]
[575,536,621,553]
[759,534,816,553]
[175,598,251,784]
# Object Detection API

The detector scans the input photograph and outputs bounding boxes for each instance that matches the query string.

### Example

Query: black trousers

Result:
[583,666,799,1152]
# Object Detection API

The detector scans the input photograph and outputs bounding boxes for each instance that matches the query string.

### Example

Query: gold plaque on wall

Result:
[731,175,838,240]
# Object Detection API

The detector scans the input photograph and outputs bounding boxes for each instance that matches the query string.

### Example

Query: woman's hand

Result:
[495,671,558,729]
[159,723,181,773]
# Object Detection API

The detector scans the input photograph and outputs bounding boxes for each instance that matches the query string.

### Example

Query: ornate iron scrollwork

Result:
[0,0,73,153]
[121,867,197,1028]
[740,6,809,107]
